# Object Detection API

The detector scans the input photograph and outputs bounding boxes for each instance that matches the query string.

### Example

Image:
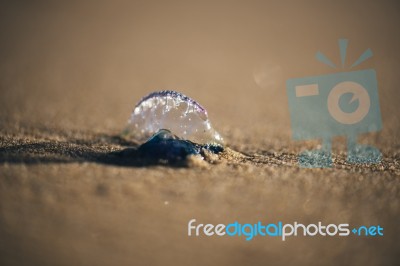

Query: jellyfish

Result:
[124,90,223,145]
[123,90,224,162]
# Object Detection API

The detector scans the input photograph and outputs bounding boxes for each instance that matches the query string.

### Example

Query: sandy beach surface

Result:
[1,1,399,265]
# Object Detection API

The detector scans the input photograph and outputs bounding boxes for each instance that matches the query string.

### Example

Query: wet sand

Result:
[1,1,400,266]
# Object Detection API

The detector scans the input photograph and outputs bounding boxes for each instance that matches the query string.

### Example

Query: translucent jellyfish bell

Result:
[124,90,224,145]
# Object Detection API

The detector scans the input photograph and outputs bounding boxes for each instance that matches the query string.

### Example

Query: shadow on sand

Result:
[0,127,190,167]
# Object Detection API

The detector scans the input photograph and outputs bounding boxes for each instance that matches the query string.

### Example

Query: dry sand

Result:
[1,1,399,266]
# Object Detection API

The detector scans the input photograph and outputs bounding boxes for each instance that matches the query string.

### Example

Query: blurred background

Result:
[0,1,399,266]
[1,0,399,140]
